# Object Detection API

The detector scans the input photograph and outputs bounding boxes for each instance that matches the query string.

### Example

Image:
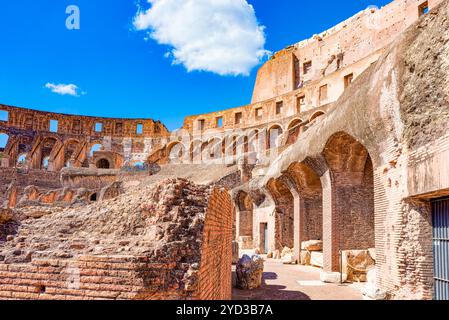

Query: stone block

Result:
[300,250,311,266]
[236,255,264,290]
[320,271,347,284]
[281,247,293,258]
[341,250,375,282]
[301,240,323,252]
[310,252,323,268]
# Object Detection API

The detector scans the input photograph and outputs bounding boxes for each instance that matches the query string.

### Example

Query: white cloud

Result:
[133,0,271,76]
[45,83,83,96]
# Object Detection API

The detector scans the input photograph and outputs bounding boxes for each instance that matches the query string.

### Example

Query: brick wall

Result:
[197,188,233,300]
[0,182,234,300]
[0,168,61,203]
[0,256,186,300]
[304,197,323,241]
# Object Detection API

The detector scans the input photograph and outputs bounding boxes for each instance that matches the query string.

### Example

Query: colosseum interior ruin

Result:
[1,0,449,300]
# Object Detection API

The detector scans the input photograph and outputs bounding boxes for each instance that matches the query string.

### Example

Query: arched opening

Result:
[64,139,80,167]
[203,138,223,162]
[309,111,325,124]
[247,130,260,165]
[40,137,58,170]
[96,158,110,169]
[89,143,102,157]
[190,140,203,163]
[267,179,294,252]
[286,162,324,265]
[167,142,185,164]
[286,119,303,146]
[16,153,27,168]
[42,156,50,170]
[236,191,254,250]
[90,193,97,202]
[267,125,283,149]
[322,132,375,277]
[247,130,259,153]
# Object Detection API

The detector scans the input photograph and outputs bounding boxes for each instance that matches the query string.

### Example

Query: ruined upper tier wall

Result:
[182,0,442,134]
[251,0,443,103]
[0,104,169,138]
[0,104,171,171]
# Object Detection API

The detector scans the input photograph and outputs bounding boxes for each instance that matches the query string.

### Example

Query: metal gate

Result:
[432,198,449,300]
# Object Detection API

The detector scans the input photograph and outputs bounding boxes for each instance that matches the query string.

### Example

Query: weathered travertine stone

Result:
[342,250,375,282]
[310,252,323,268]
[362,268,386,300]
[281,247,293,257]
[281,247,295,264]
[300,250,311,266]
[301,240,323,252]
[236,254,264,290]
[320,271,348,284]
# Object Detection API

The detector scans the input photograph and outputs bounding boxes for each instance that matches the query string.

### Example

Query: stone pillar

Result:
[321,170,339,272]
[282,176,305,263]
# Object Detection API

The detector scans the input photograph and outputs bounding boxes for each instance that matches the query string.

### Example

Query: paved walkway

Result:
[232,259,363,300]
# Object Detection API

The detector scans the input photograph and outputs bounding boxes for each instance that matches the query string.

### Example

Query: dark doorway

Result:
[96,158,110,169]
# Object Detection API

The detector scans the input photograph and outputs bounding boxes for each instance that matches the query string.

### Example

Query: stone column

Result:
[321,170,339,272]
[282,176,305,263]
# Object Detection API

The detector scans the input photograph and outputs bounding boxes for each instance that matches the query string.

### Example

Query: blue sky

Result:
[0,0,392,131]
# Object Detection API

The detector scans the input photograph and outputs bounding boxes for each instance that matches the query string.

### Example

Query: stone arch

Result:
[96,158,110,169]
[309,111,326,123]
[286,118,304,146]
[267,178,294,251]
[267,124,284,149]
[285,161,324,262]
[203,137,223,162]
[321,131,375,273]
[16,153,27,168]
[90,193,98,202]
[247,130,260,153]
[39,137,59,170]
[63,139,80,167]
[189,139,203,163]
[223,135,239,160]
[167,141,186,164]
[89,143,103,157]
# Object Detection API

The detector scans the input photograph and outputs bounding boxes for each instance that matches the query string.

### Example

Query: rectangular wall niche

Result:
[255,108,263,120]
[276,101,283,115]
[0,110,8,122]
[319,84,328,104]
[49,120,58,133]
[235,112,243,125]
